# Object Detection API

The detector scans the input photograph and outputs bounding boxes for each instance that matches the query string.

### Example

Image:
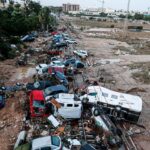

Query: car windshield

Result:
[0,96,3,102]
[53,94,59,99]
[56,72,65,79]
[42,67,48,73]
[88,92,97,96]
[33,100,45,108]
[51,136,60,147]
[53,62,63,66]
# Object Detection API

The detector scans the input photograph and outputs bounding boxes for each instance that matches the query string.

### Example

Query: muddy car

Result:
[52,93,82,119]
[29,90,49,117]
[44,85,68,97]
[15,135,62,150]
[0,89,5,108]
[26,81,54,91]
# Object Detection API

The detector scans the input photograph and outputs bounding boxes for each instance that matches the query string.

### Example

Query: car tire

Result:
[93,108,100,116]
[115,106,122,112]
[1,86,6,91]
[82,97,89,104]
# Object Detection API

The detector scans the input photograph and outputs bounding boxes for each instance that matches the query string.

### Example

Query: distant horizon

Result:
[38,0,149,12]
[13,0,150,12]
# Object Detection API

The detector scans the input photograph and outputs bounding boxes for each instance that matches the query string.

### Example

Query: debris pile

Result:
[0,26,145,150]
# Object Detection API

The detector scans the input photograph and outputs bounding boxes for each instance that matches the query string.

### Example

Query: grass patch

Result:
[129,62,150,83]
[72,19,120,28]
[132,71,150,83]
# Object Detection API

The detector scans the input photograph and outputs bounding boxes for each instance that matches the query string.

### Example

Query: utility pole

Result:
[148,7,150,14]
[123,0,131,37]
[98,0,105,13]
[101,0,105,13]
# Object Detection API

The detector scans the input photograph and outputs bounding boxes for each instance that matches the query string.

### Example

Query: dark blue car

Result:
[0,91,5,108]
[64,58,76,66]
[26,81,54,91]
[54,71,68,87]
[64,58,85,68]
[21,35,35,42]
[44,85,68,97]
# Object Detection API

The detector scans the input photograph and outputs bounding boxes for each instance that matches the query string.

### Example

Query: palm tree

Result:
[39,7,50,31]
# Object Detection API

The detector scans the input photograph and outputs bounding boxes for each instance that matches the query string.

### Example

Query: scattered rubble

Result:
[0,16,150,150]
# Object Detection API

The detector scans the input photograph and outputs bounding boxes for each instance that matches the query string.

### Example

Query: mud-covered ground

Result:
[0,17,150,150]
[76,27,150,149]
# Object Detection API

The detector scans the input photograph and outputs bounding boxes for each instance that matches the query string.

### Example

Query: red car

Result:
[29,90,49,117]
[51,31,59,36]
[48,67,64,75]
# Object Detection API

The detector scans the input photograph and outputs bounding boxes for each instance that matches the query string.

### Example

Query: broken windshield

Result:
[33,100,45,108]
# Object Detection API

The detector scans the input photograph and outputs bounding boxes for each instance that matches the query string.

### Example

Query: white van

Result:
[46,93,82,119]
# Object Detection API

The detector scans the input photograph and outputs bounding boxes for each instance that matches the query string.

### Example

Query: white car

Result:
[50,60,65,68]
[32,136,62,150]
[73,50,88,58]
[46,93,82,119]
[80,86,142,122]
[35,64,48,75]
[65,39,77,44]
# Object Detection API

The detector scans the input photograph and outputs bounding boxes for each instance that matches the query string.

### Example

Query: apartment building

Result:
[63,3,80,12]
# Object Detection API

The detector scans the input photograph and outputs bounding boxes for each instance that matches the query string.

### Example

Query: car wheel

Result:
[82,97,89,104]
[1,86,6,91]
[93,108,100,116]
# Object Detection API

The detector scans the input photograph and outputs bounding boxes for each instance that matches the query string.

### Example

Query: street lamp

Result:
[123,0,131,37]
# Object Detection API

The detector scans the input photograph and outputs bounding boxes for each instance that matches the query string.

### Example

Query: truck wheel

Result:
[93,108,100,116]
[115,106,121,112]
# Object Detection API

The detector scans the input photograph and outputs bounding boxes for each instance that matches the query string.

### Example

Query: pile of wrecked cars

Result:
[13,30,143,150]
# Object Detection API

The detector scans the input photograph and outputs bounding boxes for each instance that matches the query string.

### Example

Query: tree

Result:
[0,0,44,59]
[99,12,107,17]
[0,0,7,7]
[39,7,51,31]
[28,1,41,15]
[7,0,14,13]
[21,0,31,15]
[144,15,150,21]
[119,14,126,18]
[134,13,144,20]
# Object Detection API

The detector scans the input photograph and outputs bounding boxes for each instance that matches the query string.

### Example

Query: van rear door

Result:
[58,103,82,119]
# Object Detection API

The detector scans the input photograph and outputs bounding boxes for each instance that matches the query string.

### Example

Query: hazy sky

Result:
[36,0,150,11]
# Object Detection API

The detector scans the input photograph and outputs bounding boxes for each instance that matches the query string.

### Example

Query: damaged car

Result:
[36,64,48,75]
[0,88,5,108]
[73,50,88,58]
[44,85,68,97]
[26,81,55,91]
[52,93,82,119]
[29,90,49,117]
[15,135,62,150]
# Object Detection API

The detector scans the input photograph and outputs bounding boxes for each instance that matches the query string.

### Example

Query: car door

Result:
[58,103,81,119]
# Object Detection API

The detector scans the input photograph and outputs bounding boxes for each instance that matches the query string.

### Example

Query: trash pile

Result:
[1,29,143,150]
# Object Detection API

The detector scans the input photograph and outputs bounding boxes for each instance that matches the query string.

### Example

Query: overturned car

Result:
[80,86,142,122]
